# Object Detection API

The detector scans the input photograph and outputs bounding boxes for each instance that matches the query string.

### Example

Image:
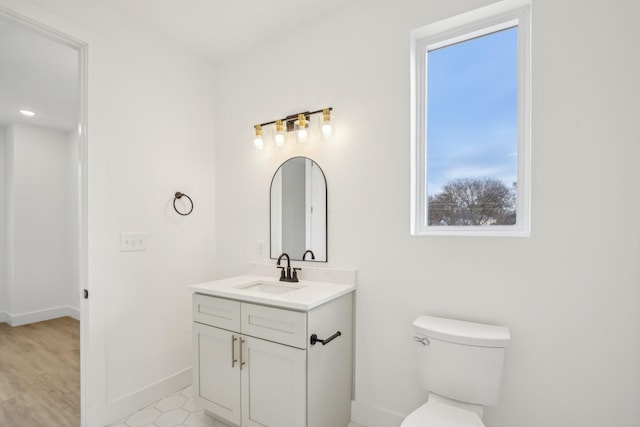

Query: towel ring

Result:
[173,192,193,216]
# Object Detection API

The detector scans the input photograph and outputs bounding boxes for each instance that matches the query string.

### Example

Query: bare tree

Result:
[428,178,516,226]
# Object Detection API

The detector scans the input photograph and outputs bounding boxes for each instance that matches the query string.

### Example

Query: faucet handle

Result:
[291,267,301,282]
[277,266,286,281]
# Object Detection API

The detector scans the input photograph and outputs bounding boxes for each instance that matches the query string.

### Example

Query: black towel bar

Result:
[310,331,341,346]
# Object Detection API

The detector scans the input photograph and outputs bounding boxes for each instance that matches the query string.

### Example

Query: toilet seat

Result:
[401,399,485,427]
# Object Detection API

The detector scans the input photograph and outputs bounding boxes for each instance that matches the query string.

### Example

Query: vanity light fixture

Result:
[295,114,309,143]
[252,107,333,150]
[274,119,285,147]
[254,124,264,150]
[321,108,332,138]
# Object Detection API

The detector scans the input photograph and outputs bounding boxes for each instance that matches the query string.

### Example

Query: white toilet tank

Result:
[413,315,510,406]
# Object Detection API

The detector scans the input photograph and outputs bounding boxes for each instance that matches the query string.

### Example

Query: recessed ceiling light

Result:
[19,109,36,117]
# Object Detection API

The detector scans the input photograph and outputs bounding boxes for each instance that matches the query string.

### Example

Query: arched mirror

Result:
[270,157,327,262]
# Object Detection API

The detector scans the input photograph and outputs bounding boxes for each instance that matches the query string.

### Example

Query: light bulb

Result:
[321,108,332,138]
[297,128,308,143]
[254,125,264,150]
[321,122,332,138]
[295,114,308,143]
[274,119,285,147]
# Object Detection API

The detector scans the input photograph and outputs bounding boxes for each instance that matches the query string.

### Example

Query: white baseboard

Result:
[67,306,80,321]
[105,368,192,425]
[2,305,80,326]
[351,400,405,427]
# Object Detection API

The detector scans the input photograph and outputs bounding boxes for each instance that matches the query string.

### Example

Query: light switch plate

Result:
[120,232,147,252]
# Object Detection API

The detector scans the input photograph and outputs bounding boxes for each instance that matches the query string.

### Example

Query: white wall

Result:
[5,123,78,319]
[67,129,80,311]
[213,1,640,427]
[0,1,217,425]
[0,127,6,315]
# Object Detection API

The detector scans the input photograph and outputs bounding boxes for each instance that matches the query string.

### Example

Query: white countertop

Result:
[190,274,356,311]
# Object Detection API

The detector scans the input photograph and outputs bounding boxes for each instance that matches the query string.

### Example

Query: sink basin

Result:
[235,282,303,295]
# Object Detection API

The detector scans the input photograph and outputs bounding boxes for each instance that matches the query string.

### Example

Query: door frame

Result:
[0,5,90,426]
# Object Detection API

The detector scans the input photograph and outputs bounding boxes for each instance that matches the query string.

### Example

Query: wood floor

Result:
[0,317,80,427]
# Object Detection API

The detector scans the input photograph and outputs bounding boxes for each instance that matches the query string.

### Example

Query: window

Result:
[411,0,530,236]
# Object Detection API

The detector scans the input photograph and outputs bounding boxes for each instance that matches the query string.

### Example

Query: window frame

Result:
[410,0,531,237]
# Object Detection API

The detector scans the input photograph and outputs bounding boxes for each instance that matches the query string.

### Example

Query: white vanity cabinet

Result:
[192,291,353,427]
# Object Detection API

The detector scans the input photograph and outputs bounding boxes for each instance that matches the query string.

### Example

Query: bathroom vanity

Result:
[191,273,355,427]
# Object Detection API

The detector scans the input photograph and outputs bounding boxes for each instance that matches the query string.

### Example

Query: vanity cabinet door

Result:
[193,323,241,425]
[241,336,306,427]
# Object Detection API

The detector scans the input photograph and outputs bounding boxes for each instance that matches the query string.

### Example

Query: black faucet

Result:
[276,253,300,282]
[302,250,316,261]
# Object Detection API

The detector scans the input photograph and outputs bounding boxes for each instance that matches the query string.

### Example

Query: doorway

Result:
[0,8,87,427]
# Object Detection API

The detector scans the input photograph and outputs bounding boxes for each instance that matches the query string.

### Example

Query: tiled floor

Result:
[109,385,366,427]
[107,386,229,427]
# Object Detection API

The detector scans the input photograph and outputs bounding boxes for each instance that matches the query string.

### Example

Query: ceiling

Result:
[0,15,79,132]
[0,0,350,132]
[102,0,350,63]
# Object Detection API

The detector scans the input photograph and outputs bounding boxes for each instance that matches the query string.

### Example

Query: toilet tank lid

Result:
[413,315,510,348]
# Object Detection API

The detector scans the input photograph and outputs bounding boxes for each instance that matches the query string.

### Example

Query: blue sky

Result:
[427,27,518,196]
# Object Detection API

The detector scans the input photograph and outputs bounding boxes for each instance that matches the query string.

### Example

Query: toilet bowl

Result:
[401,394,484,427]
[402,315,510,426]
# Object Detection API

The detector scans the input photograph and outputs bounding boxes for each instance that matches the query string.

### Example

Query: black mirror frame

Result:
[269,156,328,262]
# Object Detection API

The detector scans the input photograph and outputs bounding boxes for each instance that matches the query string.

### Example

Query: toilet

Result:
[402,315,510,427]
